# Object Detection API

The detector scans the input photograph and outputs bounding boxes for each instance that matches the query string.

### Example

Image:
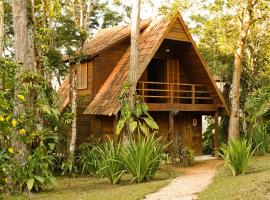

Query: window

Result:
[77,62,88,89]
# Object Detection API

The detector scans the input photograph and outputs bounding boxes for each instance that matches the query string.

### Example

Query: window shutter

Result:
[77,62,88,89]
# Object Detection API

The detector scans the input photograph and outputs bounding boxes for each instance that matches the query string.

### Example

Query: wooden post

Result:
[169,111,175,161]
[170,83,174,104]
[142,82,145,102]
[192,85,195,104]
[214,111,219,157]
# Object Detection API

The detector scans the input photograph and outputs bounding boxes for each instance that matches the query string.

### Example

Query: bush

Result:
[77,142,100,175]
[220,139,255,176]
[182,148,195,167]
[202,123,215,155]
[96,140,125,184]
[121,134,168,183]
[251,124,270,155]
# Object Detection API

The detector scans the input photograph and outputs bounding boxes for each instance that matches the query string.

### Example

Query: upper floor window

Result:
[77,62,88,89]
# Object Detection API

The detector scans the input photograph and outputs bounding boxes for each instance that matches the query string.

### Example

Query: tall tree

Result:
[228,0,257,139]
[66,0,92,155]
[0,0,4,57]
[129,0,141,113]
[12,0,36,162]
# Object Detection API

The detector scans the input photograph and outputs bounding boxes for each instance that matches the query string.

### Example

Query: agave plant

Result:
[96,140,125,184]
[220,139,255,176]
[121,134,168,183]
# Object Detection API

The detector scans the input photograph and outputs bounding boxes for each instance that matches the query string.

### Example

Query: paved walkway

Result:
[144,159,222,200]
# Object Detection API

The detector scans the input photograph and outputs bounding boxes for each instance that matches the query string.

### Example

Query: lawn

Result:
[198,155,270,200]
[2,165,182,200]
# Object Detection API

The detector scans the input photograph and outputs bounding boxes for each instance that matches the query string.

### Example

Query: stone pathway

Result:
[144,159,222,200]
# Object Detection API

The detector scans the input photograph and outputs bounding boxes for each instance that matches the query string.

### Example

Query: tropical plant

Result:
[250,124,270,155]
[116,83,159,136]
[96,140,125,184]
[12,147,56,192]
[121,134,168,183]
[184,148,195,167]
[77,142,100,175]
[220,139,255,176]
[202,123,215,155]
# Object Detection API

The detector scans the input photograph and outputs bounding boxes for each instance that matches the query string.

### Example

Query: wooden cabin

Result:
[58,14,229,155]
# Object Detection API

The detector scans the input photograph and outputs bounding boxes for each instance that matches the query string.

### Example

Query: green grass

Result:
[198,155,270,200]
[2,165,181,200]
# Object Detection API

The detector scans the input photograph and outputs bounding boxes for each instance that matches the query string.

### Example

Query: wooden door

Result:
[166,59,180,103]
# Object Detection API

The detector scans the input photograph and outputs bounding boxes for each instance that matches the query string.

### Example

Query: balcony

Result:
[136,81,217,112]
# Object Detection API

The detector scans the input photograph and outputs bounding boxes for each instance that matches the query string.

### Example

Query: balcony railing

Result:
[136,81,214,104]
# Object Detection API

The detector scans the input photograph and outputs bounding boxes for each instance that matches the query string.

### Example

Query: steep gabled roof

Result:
[58,19,151,109]
[81,19,151,57]
[83,14,229,116]
[83,16,176,115]
[58,74,70,111]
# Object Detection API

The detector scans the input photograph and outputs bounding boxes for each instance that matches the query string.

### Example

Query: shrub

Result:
[12,147,56,192]
[96,140,125,184]
[77,143,99,175]
[182,148,195,167]
[251,124,270,155]
[121,134,168,183]
[220,139,255,176]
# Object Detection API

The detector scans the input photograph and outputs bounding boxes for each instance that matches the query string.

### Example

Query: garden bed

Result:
[2,165,182,200]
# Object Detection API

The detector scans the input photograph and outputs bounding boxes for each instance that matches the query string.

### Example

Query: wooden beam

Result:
[165,32,190,42]
[168,112,175,160]
[214,111,219,157]
[148,103,218,112]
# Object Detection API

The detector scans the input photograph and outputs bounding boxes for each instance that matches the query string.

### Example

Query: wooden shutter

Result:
[77,62,88,89]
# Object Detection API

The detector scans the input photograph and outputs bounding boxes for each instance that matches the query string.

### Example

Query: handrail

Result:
[136,81,214,105]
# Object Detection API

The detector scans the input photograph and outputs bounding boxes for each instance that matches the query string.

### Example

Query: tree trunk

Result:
[129,0,141,112]
[228,0,255,139]
[0,1,4,57]
[69,64,77,155]
[12,0,36,162]
[68,0,92,154]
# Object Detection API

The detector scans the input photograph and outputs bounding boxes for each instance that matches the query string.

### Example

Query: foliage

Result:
[220,139,255,176]
[116,83,159,136]
[250,123,270,155]
[202,123,215,155]
[0,66,61,192]
[12,147,56,192]
[183,148,195,167]
[121,134,168,183]
[96,140,125,184]
[245,85,270,123]
[76,142,100,175]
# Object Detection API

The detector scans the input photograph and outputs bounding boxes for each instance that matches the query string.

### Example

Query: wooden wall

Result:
[174,112,202,155]
[74,38,130,146]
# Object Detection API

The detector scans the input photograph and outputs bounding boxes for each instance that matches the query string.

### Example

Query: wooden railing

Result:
[136,81,214,104]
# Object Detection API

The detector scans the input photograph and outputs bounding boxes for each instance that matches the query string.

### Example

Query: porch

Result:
[136,81,218,112]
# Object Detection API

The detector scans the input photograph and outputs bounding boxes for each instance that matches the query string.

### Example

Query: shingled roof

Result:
[58,19,151,110]
[83,14,230,116]
[83,16,176,115]
[58,74,70,111]
[81,19,151,57]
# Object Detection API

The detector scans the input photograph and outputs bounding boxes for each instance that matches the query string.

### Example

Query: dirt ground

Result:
[144,159,223,200]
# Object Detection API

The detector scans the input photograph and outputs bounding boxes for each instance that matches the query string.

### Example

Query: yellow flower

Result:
[19,129,26,135]
[11,120,17,127]
[0,116,4,121]
[4,178,8,183]
[8,147,14,154]
[17,94,25,101]
[5,115,12,121]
